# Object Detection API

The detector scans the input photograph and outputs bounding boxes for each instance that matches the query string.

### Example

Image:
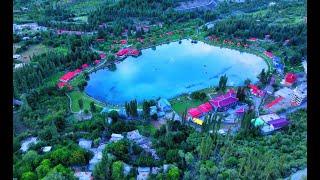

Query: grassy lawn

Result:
[68,90,105,112]
[170,95,206,115]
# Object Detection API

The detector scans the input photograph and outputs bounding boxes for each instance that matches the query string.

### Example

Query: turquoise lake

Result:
[85,39,268,104]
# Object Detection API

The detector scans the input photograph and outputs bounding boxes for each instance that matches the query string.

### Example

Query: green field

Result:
[170,95,207,115]
[68,90,105,112]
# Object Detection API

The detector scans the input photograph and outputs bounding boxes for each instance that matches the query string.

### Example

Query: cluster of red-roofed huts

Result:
[57,53,105,89]
[116,47,140,58]
[206,35,249,48]
[187,89,247,126]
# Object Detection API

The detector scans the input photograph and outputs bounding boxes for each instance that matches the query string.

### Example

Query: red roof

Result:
[264,51,274,58]
[197,102,213,113]
[120,40,127,44]
[248,37,257,41]
[100,53,106,59]
[236,107,245,114]
[265,96,284,108]
[166,32,173,35]
[285,73,297,84]
[248,84,264,97]
[82,64,89,69]
[74,69,82,74]
[116,48,140,57]
[116,49,129,56]
[94,60,101,64]
[59,72,76,82]
[57,82,67,89]
[188,108,202,118]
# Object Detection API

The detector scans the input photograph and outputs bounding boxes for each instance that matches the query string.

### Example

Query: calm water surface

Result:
[85,39,268,104]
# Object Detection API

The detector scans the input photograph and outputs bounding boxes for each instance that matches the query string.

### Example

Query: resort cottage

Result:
[137,167,151,180]
[251,114,290,135]
[157,98,172,112]
[187,108,202,119]
[209,89,239,112]
[110,133,124,142]
[291,82,307,106]
[248,84,264,97]
[281,73,297,86]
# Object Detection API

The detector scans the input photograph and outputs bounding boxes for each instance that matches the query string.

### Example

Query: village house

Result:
[264,51,274,58]
[20,137,38,152]
[274,87,294,99]
[209,89,239,112]
[41,146,52,153]
[149,106,157,116]
[248,84,264,97]
[187,108,202,119]
[137,167,151,180]
[110,133,124,142]
[116,48,140,58]
[251,113,290,135]
[248,37,257,42]
[78,139,92,150]
[157,98,172,112]
[197,102,213,115]
[74,171,93,180]
[281,73,297,86]
[291,82,307,106]
[192,118,204,126]
[13,54,21,60]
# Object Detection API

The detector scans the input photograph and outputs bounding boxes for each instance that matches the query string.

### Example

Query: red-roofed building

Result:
[284,73,297,85]
[209,89,238,112]
[120,40,127,44]
[188,108,202,118]
[166,31,173,35]
[197,102,213,114]
[94,60,101,65]
[116,49,129,57]
[57,82,67,89]
[82,64,89,69]
[100,53,106,59]
[59,72,76,82]
[74,69,82,74]
[265,96,284,108]
[264,51,274,58]
[248,84,264,97]
[96,38,105,42]
[248,37,257,41]
[116,48,140,57]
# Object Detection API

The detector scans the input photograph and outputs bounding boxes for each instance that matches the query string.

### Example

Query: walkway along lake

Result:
[85,39,268,104]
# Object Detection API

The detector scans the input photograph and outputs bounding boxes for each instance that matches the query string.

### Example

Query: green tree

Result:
[167,165,180,180]
[90,101,96,113]
[36,159,51,179]
[198,134,214,160]
[112,161,124,180]
[78,98,84,110]
[218,74,228,92]
[21,171,37,180]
